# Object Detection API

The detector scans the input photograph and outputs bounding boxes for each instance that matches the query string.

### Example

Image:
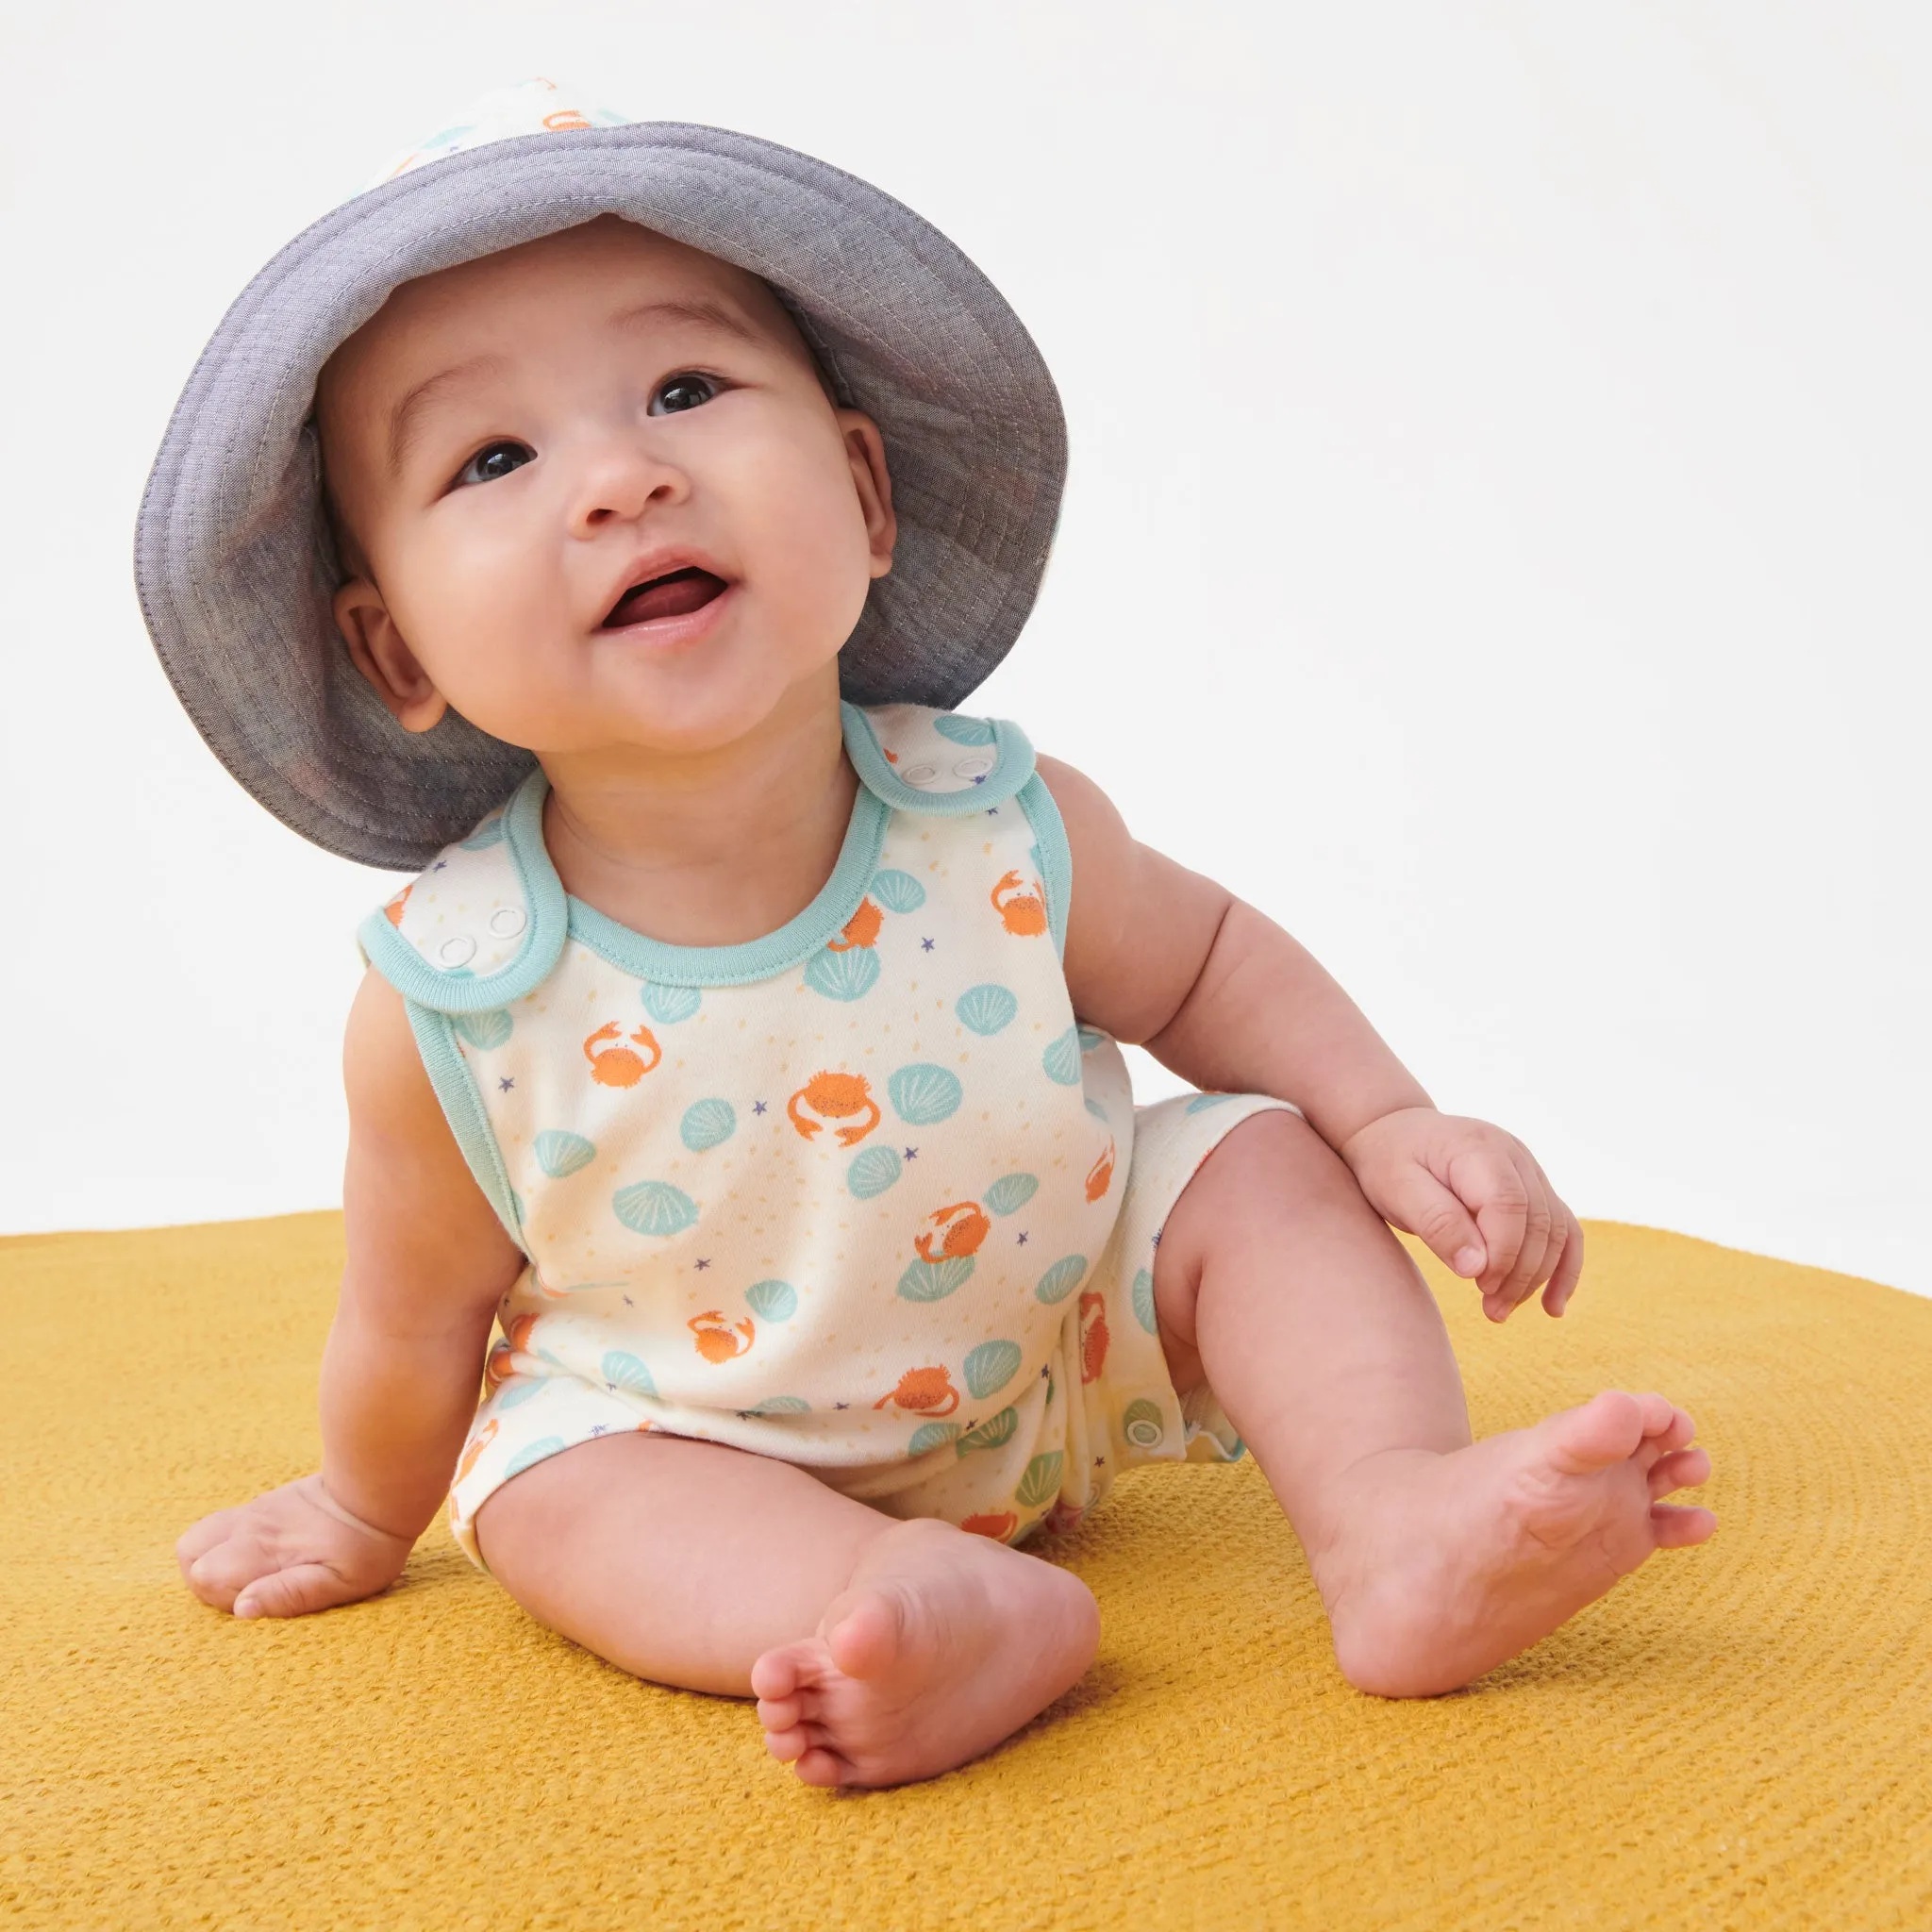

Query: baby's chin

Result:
[467,643,846,767]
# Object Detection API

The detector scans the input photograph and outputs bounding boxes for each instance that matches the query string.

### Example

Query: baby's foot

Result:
[750,1518,1100,1788]
[1316,1391,1715,1698]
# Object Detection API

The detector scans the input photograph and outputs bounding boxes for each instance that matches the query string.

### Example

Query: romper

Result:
[359,704,1294,1569]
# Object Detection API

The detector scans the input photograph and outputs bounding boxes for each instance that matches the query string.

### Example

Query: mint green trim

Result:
[405,999,527,1253]
[360,770,566,1015]
[568,787,891,987]
[841,703,1036,815]
[1015,773,1072,960]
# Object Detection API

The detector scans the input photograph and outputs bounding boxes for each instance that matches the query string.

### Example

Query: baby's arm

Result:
[1038,757,1583,1319]
[175,973,523,1617]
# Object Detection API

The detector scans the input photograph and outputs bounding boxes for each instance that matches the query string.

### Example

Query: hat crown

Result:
[362,78,632,193]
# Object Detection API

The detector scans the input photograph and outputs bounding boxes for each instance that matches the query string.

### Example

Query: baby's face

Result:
[317,217,894,758]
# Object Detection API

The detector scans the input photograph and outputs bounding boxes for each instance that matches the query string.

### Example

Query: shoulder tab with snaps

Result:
[841,702,1036,815]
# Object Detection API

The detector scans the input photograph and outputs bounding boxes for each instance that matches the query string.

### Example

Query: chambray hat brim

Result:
[135,122,1066,871]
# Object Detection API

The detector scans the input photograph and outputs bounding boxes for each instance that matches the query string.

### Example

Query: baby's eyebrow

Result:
[609,297,768,349]
[387,353,511,475]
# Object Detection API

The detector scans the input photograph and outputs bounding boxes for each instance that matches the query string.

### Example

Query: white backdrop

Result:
[2,4,1926,1292]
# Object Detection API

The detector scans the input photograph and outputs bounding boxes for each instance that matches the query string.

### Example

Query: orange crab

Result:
[826,897,883,952]
[1078,1291,1110,1384]
[454,1417,498,1484]
[583,1021,661,1088]
[874,1366,961,1417]
[382,883,413,927]
[484,1311,541,1385]
[688,1310,755,1363]
[960,1510,1019,1541]
[991,870,1048,937]
[788,1070,881,1146]
[1085,1139,1116,1203]
[914,1201,991,1263]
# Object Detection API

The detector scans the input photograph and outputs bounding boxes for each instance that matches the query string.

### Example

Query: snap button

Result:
[438,935,477,967]
[902,762,939,785]
[488,907,527,939]
[952,755,994,778]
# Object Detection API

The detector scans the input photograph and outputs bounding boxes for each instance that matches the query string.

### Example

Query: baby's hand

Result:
[175,1473,415,1619]
[1340,1108,1584,1321]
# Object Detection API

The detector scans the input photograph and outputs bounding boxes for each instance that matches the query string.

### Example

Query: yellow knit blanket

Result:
[4,1215,1928,1928]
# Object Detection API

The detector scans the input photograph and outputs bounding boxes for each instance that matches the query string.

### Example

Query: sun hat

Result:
[135,78,1067,871]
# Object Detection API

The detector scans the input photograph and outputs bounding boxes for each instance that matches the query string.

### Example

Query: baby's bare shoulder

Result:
[1031,754,1232,1043]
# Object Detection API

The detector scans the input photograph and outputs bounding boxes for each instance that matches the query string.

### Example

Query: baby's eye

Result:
[455,441,536,488]
[650,374,720,416]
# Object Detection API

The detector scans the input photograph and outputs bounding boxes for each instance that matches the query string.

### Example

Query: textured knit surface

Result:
[5,1214,1928,1930]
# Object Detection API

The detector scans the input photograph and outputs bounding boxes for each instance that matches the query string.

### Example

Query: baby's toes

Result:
[749,1640,817,1704]
[791,1744,855,1789]
[1646,1445,1710,1501]
[1649,1501,1718,1548]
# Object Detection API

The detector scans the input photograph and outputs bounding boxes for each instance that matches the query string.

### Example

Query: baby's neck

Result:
[538,682,858,951]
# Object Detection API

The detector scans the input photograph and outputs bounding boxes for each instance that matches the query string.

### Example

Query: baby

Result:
[157,83,1713,1790]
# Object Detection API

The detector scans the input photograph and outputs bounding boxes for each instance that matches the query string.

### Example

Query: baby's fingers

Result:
[1373,1164,1488,1282]
[1540,1208,1587,1316]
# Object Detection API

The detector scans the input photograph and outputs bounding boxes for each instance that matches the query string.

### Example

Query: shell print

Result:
[744,1279,798,1323]
[983,1173,1039,1217]
[887,1063,963,1126]
[897,1255,975,1303]
[454,1008,513,1051]
[1015,1451,1065,1510]
[932,712,996,746]
[870,869,927,913]
[908,1420,962,1457]
[1035,1254,1089,1305]
[1041,1028,1082,1086]
[502,1436,568,1480]
[846,1145,903,1199]
[1131,1267,1158,1336]
[963,1339,1023,1400]
[955,983,1018,1035]
[678,1098,737,1152]
[601,1350,658,1395]
[804,945,881,1002]
[533,1129,596,1179]
[611,1180,699,1238]
[641,982,702,1025]
[956,1407,1018,1455]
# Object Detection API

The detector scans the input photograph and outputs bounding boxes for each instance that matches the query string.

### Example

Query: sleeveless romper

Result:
[360,705,1292,1568]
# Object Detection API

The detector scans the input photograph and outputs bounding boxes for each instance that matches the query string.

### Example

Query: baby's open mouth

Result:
[603,567,728,628]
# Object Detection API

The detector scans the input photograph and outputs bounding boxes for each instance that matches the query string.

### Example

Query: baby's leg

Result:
[1154,1111,1715,1697]
[474,1432,1098,1787]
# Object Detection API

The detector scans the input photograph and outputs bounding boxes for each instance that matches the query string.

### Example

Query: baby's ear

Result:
[334,581,449,733]
[837,409,897,580]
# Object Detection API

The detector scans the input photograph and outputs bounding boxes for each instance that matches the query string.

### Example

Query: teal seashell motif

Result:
[1077,1025,1108,1052]
[1186,1091,1237,1113]
[641,982,703,1024]
[932,712,996,746]
[963,1340,1023,1400]
[1132,1267,1158,1335]
[1041,1028,1082,1085]
[846,1145,903,1200]
[458,816,506,850]
[908,1421,962,1457]
[804,944,881,1002]
[744,1279,798,1323]
[1085,1098,1110,1124]
[957,1407,1018,1455]
[1035,1254,1088,1305]
[1121,1397,1166,1449]
[533,1129,596,1179]
[751,1395,811,1415]
[492,1375,547,1411]
[601,1350,658,1396]
[502,1436,567,1479]
[679,1098,737,1152]
[983,1173,1038,1217]
[955,983,1018,1036]
[1015,1450,1065,1509]
[612,1180,699,1238]
[897,1255,974,1303]
[888,1062,963,1125]
[870,868,927,913]
[453,1008,513,1051]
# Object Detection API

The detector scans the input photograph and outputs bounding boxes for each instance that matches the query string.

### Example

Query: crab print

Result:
[1085,1139,1116,1203]
[825,898,883,952]
[454,1416,498,1484]
[1078,1291,1110,1384]
[382,883,412,928]
[990,870,1048,938]
[688,1310,755,1363]
[583,1022,662,1089]
[788,1071,882,1146]
[485,1311,541,1386]
[874,1366,961,1417]
[960,1510,1019,1541]
[914,1201,991,1263]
